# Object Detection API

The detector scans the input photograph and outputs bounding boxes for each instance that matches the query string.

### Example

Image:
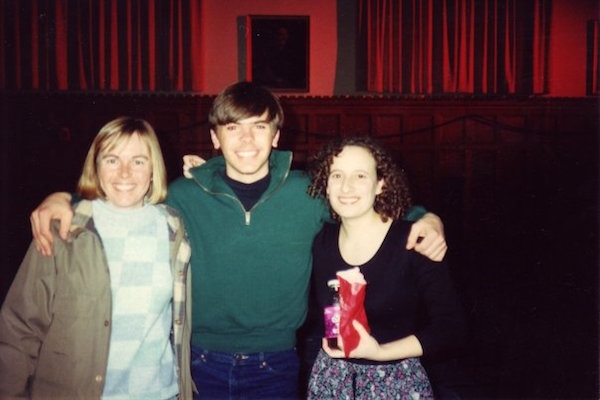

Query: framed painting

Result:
[241,15,309,92]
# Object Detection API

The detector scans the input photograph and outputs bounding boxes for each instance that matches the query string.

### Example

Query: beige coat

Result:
[0,200,193,399]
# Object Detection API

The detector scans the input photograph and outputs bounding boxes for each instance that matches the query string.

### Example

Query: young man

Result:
[30,82,447,399]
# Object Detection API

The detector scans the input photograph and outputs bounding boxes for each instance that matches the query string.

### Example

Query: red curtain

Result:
[358,0,550,94]
[0,0,203,92]
[587,20,599,96]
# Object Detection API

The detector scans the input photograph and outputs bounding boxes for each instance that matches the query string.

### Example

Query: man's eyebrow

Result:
[237,119,270,124]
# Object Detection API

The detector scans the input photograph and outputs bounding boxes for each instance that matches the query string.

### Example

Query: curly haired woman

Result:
[307,136,465,399]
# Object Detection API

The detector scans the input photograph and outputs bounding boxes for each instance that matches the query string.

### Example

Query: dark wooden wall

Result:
[4,93,594,206]
[1,93,598,398]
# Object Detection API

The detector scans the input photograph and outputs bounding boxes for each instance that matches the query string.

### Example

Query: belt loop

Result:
[259,352,267,368]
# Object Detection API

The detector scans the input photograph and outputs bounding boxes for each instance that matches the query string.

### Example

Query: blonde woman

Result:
[0,117,193,399]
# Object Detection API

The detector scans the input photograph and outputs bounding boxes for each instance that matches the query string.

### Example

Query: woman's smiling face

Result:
[326,145,384,221]
[97,133,152,209]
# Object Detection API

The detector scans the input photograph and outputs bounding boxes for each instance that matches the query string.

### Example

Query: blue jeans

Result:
[191,346,299,400]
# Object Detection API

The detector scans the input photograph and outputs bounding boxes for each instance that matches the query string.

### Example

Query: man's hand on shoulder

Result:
[30,192,73,256]
[406,212,447,262]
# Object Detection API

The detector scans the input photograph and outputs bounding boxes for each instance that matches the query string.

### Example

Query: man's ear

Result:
[272,130,280,148]
[210,129,221,150]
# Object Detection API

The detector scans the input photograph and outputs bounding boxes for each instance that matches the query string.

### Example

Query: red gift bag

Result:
[337,268,370,358]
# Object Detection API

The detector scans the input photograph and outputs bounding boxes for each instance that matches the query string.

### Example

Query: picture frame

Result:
[240,15,309,92]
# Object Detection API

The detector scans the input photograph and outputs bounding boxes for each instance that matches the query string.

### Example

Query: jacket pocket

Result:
[35,295,101,388]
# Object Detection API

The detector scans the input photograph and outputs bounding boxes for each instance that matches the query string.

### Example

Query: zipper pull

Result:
[245,211,251,225]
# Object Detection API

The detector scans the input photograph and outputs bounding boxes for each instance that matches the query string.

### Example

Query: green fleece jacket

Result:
[167,150,329,353]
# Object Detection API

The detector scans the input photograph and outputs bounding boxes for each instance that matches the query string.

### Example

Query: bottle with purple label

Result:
[323,279,340,349]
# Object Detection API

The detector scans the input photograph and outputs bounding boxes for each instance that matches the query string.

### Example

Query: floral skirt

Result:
[307,350,433,400]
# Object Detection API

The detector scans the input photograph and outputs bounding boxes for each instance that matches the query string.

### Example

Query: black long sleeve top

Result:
[311,220,466,364]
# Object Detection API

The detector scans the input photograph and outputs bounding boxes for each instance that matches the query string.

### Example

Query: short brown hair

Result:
[77,117,167,204]
[208,81,284,131]
[308,136,413,222]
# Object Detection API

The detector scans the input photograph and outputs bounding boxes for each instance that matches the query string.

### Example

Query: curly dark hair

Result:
[307,136,413,222]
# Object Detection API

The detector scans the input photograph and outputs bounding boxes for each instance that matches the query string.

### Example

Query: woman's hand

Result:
[322,320,423,362]
[182,155,205,178]
[322,320,382,360]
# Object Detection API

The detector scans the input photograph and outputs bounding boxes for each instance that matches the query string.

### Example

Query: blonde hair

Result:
[77,117,167,204]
